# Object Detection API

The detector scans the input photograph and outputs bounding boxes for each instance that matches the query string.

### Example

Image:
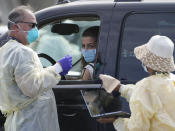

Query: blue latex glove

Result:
[59,55,72,75]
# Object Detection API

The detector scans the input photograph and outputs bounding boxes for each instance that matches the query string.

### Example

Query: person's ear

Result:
[15,24,19,28]
[13,24,20,32]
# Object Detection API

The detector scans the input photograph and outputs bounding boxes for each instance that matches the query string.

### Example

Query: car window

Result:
[118,13,175,83]
[30,16,100,80]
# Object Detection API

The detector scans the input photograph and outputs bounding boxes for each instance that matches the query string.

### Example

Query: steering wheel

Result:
[38,53,66,80]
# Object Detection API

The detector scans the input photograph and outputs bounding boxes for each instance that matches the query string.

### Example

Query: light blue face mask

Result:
[82,49,96,63]
[27,27,39,44]
[141,63,148,73]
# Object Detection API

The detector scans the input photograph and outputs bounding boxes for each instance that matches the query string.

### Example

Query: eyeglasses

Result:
[17,21,38,28]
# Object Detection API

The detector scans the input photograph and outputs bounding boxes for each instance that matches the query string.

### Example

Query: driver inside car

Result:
[81,26,101,80]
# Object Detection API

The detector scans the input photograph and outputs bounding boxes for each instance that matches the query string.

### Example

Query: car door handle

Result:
[62,113,77,117]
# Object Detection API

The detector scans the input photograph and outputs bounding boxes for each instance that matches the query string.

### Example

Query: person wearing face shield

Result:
[97,35,175,131]
[0,6,72,131]
[81,26,101,80]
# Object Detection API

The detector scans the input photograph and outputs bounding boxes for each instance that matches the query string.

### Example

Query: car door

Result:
[33,2,116,131]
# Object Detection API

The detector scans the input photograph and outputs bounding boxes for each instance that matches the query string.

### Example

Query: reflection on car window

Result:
[119,13,175,83]
[30,16,100,79]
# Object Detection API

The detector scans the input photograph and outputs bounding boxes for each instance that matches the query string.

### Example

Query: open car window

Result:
[30,16,100,80]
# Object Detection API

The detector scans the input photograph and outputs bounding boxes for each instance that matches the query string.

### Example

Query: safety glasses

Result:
[17,21,38,28]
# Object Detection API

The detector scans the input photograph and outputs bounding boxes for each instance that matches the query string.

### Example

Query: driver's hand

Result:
[58,55,72,75]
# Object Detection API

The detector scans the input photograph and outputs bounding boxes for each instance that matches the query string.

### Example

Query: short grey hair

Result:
[8,5,34,29]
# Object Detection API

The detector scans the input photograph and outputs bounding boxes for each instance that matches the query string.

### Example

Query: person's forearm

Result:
[113,118,127,131]
[119,84,135,102]
[52,63,63,74]
[16,67,61,98]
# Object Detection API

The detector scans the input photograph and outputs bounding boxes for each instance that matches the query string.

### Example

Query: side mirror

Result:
[51,23,79,35]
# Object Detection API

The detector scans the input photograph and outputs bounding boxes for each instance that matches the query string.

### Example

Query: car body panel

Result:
[1,1,175,131]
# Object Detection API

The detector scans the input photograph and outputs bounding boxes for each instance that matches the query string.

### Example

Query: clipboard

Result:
[81,89,130,119]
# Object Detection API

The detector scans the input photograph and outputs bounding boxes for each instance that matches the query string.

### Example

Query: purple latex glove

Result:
[59,55,72,75]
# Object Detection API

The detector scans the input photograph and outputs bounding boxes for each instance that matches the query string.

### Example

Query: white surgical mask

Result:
[141,63,148,73]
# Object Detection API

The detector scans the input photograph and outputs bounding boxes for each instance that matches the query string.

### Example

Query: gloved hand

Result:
[99,74,120,93]
[58,55,72,75]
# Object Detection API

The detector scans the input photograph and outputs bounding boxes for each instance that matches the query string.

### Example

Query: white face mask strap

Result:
[141,63,148,73]
[8,19,27,32]
[8,19,16,24]
[8,19,15,32]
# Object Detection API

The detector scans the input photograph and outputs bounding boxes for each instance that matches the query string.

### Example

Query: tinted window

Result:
[119,13,175,83]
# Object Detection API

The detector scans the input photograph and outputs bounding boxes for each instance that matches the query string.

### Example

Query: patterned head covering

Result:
[134,35,175,72]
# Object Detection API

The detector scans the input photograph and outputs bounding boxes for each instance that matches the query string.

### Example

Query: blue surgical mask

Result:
[82,49,96,63]
[141,63,148,73]
[8,19,39,44]
[27,27,39,44]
